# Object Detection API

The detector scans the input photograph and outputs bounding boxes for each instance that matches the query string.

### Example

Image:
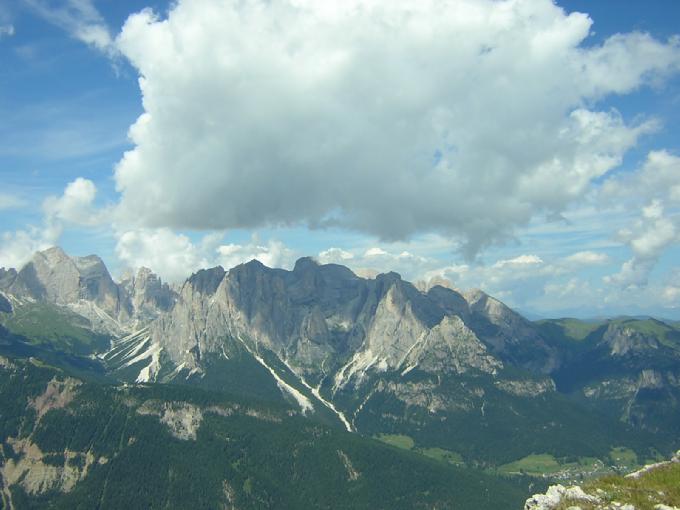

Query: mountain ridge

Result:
[1,247,678,470]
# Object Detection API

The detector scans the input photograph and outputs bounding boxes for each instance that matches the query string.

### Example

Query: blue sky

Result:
[1,0,680,319]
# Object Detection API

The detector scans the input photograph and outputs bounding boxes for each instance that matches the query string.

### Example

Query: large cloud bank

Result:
[112,0,680,256]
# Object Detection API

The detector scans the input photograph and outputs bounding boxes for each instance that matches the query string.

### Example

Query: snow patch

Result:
[332,349,380,392]
[280,358,354,432]
[235,336,314,414]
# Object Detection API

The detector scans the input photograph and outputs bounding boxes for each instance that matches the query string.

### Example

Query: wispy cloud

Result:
[0,23,13,38]
[0,193,26,210]
[22,0,115,55]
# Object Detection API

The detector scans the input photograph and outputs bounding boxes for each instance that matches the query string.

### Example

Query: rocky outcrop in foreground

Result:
[525,451,680,510]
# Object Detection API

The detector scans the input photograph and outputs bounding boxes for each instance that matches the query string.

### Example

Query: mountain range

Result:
[1,246,679,508]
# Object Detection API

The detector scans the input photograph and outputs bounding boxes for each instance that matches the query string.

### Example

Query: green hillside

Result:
[0,356,535,510]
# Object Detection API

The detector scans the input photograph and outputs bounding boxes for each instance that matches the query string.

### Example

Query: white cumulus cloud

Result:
[114,229,298,282]
[111,0,680,257]
[0,227,58,270]
[602,151,680,288]
[217,237,296,271]
[115,228,217,283]
[318,247,354,264]
[0,178,99,269]
[43,177,101,226]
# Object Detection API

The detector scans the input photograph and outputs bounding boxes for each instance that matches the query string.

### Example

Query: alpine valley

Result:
[1,247,679,509]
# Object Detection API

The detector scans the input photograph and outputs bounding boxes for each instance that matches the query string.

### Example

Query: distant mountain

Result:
[1,247,175,336]
[538,317,680,435]
[1,247,679,506]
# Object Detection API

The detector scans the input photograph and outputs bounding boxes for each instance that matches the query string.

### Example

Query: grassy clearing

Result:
[375,434,415,450]
[577,457,602,468]
[558,319,604,342]
[498,454,562,475]
[497,453,614,481]
[536,318,603,342]
[418,447,465,466]
[374,435,465,467]
[609,447,638,467]
[0,302,109,355]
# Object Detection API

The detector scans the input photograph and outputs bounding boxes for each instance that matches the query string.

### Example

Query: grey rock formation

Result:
[7,247,126,322]
[463,289,560,373]
[4,247,678,448]
[1,247,175,335]
[526,451,680,509]
[151,258,514,388]
[120,267,177,325]
[524,484,600,510]
[602,323,661,356]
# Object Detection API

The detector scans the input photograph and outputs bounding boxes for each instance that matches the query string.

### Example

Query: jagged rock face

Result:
[9,247,82,302]
[426,285,470,320]
[186,266,226,295]
[332,284,501,391]
[151,266,233,368]
[154,258,511,391]
[72,255,120,307]
[4,249,552,394]
[154,259,371,373]
[463,289,559,373]
[120,267,177,324]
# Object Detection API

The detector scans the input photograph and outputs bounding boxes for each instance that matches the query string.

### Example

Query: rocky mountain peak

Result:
[36,246,71,266]
[13,247,83,303]
[3,249,181,334]
[72,254,108,274]
[426,285,470,320]
[186,266,226,295]
[293,256,319,272]
[120,266,177,324]
[376,271,402,282]
[72,254,119,302]
[241,259,267,271]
